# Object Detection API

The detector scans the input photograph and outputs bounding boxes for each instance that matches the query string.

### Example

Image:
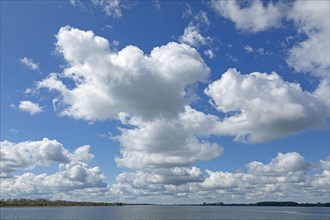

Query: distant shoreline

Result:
[1,199,329,207]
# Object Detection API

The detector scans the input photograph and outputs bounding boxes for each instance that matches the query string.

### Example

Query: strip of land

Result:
[1,199,329,207]
[199,201,330,207]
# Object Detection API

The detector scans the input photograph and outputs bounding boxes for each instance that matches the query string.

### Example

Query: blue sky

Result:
[1,0,329,203]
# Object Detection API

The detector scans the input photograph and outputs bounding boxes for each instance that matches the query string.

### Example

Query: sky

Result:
[0,0,329,204]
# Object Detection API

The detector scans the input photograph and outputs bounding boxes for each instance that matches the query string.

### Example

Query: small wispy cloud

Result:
[19,57,40,72]
[153,0,161,10]
[204,49,215,59]
[244,45,253,53]
[179,11,213,48]
[244,45,272,56]
[92,0,135,18]
[179,11,217,60]
[226,54,238,63]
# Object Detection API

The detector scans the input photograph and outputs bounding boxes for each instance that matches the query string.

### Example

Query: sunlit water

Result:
[1,206,329,220]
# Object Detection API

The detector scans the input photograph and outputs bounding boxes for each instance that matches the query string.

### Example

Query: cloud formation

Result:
[211,0,285,33]
[19,57,40,71]
[69,0,135,18]
[17,100,43,116]
[34,27,223,192]
[1,138,328,203]
[287,1,330,113]
[38,26,209,121]
[0,139,107,199]
[179,25,212,49]
[244,45,253,53]
[179,11,212,47]
[210,0,329,112]
[179,11,215,59]
[113,106,223,187]
[205,68,328,143]
[92,0,123,18]
[211,1,329,77]
[1,138,69,178]
[287,1,330,78]
[246,152,309,175]
[115,111,223,170]
[12,23,328,203]
[200,152,329,203]
[69,0,79,7]
[110,152,329,203]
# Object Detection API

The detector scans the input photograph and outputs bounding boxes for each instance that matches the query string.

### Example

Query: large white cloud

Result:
[0,139,107,199]
[210,0,285,33]
[115,111,223,170]
[38,26,209,121]
[204,68,328,143]
[111,106,223,189]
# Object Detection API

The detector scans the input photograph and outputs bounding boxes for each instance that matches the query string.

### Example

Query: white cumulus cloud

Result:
[0,138,107,199]
[0,138,69,178]
[204,68,328,143]
[112,106,222,187]
[246,152,309,175]
[199,152,326,202]
[115,113,223,170]
[37,26,209,121]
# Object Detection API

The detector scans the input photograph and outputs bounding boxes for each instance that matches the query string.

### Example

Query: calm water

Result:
[1,206,329,220]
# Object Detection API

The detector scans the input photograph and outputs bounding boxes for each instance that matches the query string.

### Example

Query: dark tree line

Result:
[1,198,329,207]
[0,198,123,207]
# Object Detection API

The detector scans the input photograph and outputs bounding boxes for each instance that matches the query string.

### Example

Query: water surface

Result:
[1,206,329,220]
